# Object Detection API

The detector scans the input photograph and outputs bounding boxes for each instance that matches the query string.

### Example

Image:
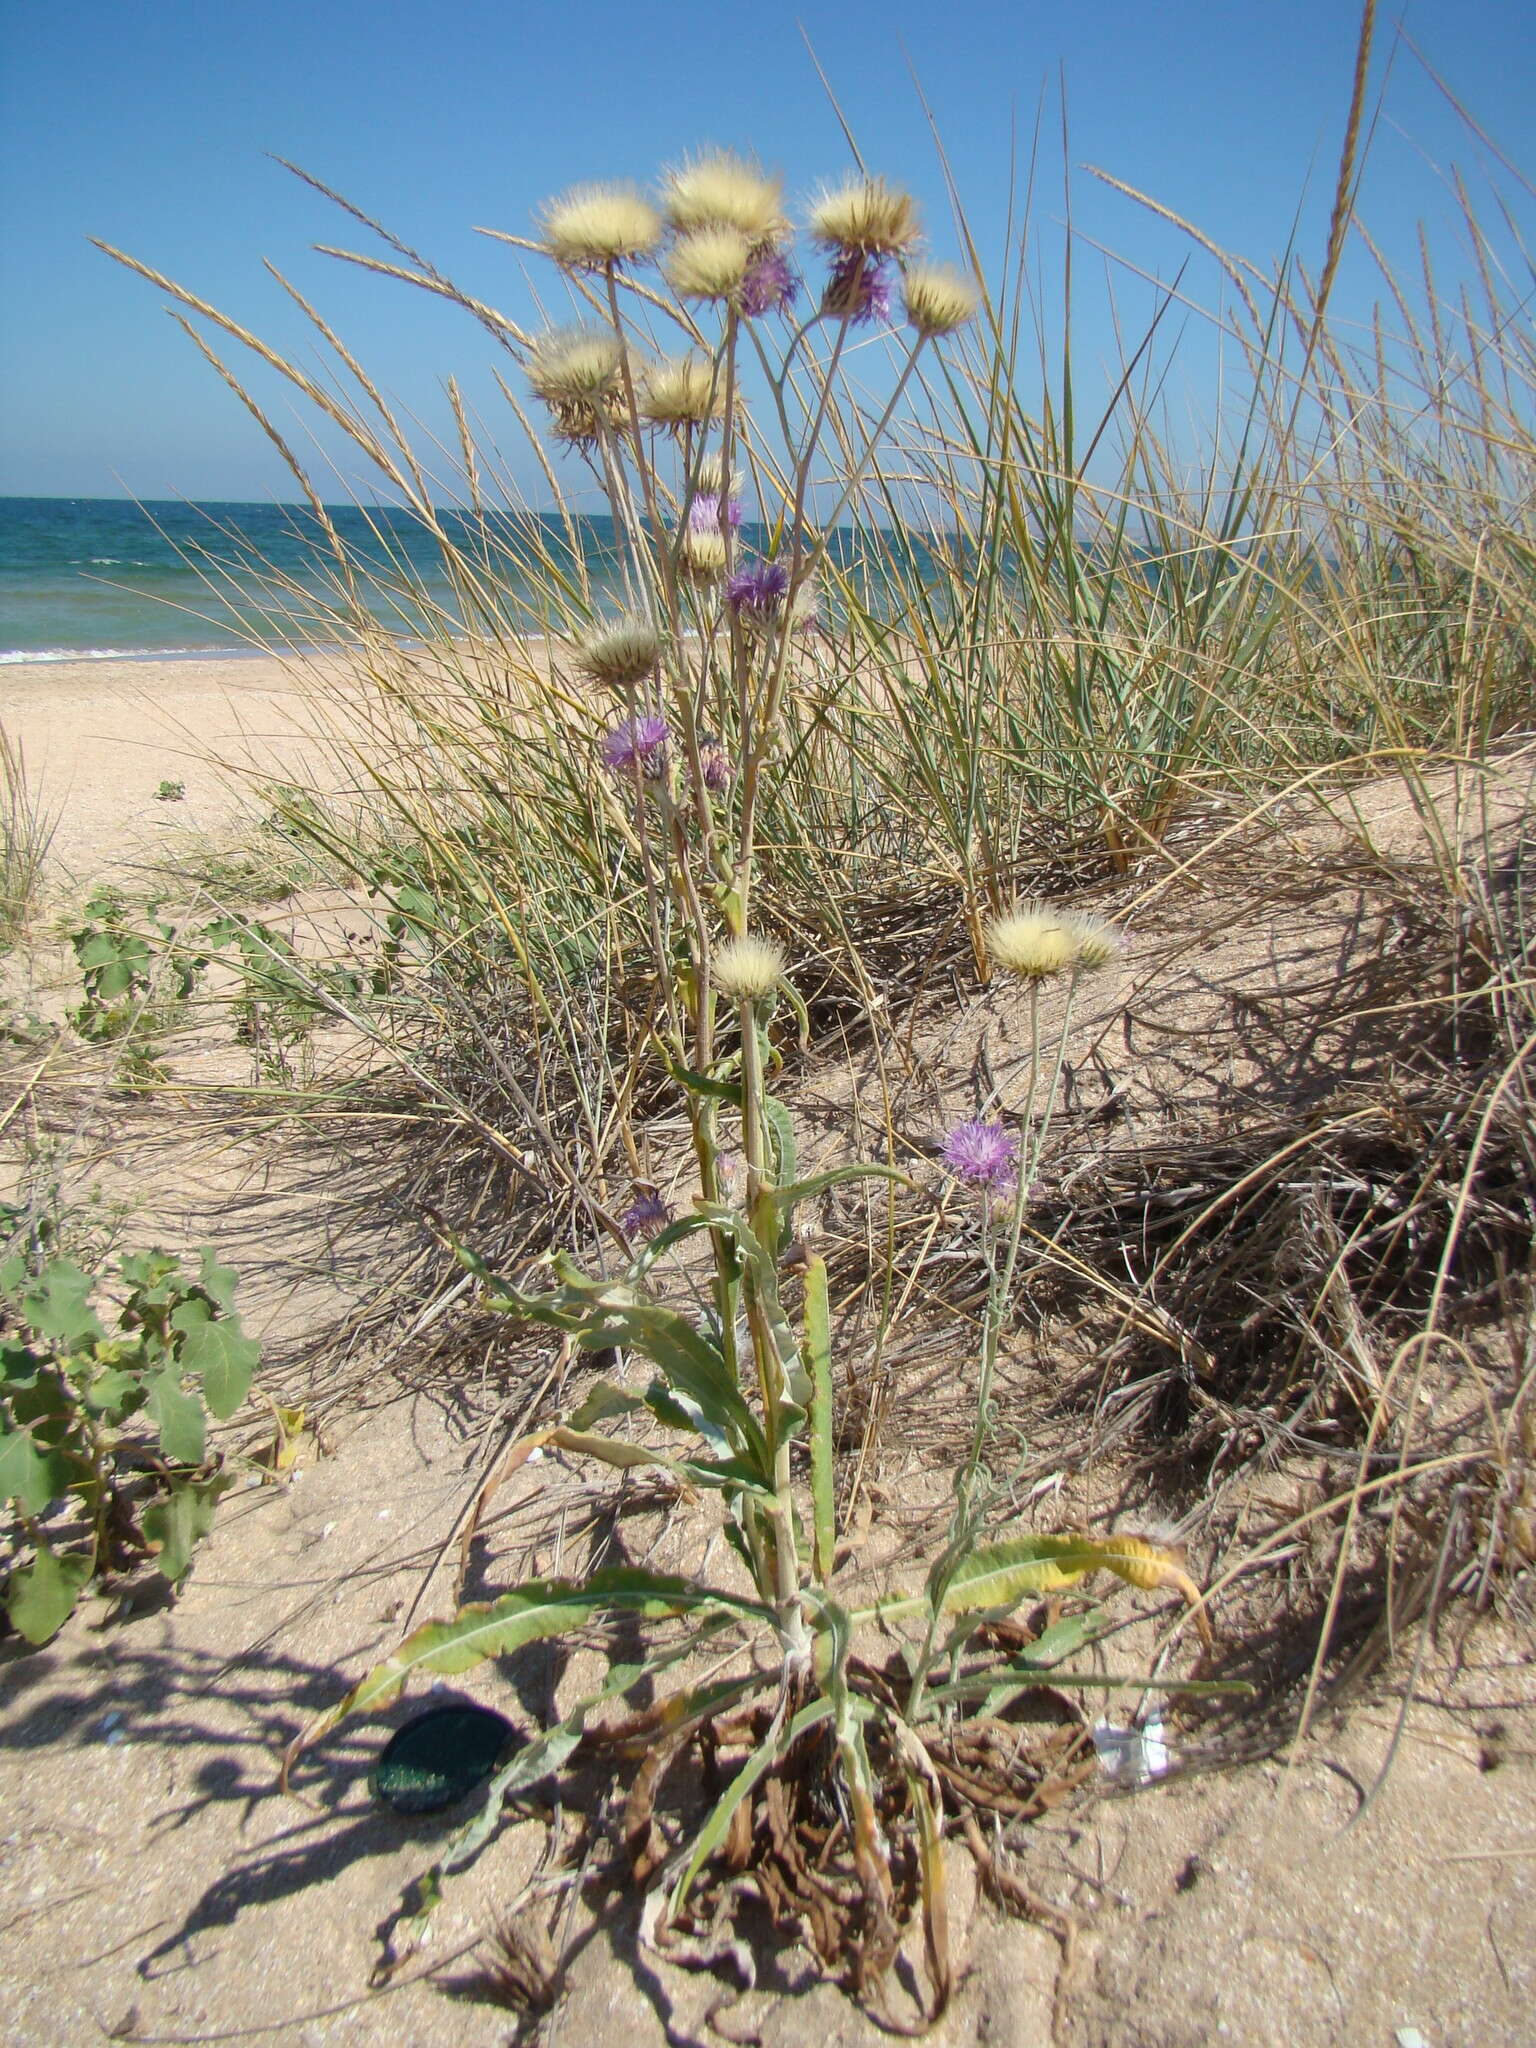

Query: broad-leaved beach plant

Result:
[283,155,1223,2015]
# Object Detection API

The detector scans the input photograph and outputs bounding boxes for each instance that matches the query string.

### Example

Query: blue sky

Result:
[1,0,1531,503]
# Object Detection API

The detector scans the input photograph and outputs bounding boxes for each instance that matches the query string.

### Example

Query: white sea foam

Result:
[0,645,255,665]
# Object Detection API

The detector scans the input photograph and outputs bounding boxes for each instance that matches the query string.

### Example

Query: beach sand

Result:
[0,652,352,887]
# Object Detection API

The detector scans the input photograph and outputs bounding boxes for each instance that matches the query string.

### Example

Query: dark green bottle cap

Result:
[372,1703,518,1815]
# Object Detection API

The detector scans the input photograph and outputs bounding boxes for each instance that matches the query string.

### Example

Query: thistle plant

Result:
[286,154,1223,2016]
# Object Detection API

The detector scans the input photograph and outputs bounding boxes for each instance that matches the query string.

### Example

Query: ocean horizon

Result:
[0,496,630,664]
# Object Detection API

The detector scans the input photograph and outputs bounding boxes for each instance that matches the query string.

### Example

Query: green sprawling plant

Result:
[280,156,1227,2015]
[0,1242,260,1642]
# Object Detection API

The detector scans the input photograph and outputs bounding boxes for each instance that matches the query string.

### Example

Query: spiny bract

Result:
[661,152,785,242]
[809,177,921,257]
[902,263,980,338]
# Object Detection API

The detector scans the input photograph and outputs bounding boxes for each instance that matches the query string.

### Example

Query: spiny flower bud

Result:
[679,527,728,581]
[902,263,979,338]
[572,616,662,690]
[695,452,742,498]
[714,934,786,1002]
[526,326,624,404]
[640,354,725,429]
[1061,911,1123,971]
[666,226,751,302]
[822,251,892,326]
[539,184,662,270]
[809,177,921,257]
[661,152,785,242]
[986,903,1077,981]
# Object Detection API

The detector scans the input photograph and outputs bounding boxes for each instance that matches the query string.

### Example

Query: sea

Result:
[0,496,628,664]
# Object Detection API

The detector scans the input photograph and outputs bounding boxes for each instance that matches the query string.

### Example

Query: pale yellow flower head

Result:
[695,451,742,499]
[526,326,623,404]
[902,263,979,338]
[640,354,725,429]
[809,177,921,257]
[986,903,1077,981]
[666,226,752,301]
[1061,911,1123,971]
[714,934,786,1002]
[679,527,728,581]
[539,184,662,270]
[661,152,785,242]
[572,616,662,690]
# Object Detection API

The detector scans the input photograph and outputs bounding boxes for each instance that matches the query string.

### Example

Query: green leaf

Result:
[145,1368,206,1466]
[567,1379,647,1430]
[171,1299,258,1418]
[0,1424,76,1514]
[285,1567,774,1779]
[142,1475,230,1582]
[82,1364,143,1418]
[19,1261,103,1349]
[6,1543,93,1644]
[762,1096,797,1188]
[804,1257,835,1585]
[196,1249,242,1315]
[693,1203,808,1429]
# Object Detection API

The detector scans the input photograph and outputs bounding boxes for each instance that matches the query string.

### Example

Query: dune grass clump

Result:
[94,21,1536,2017]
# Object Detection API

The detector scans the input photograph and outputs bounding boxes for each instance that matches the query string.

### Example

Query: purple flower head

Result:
[622,1187,673,1239]
[699,741,732,792]
[602,714,669,780]
[740,246,798,319]
[687,493,742,535]
[942,1119,1018,1194]
[726,560,790,619]
[821,251,893,326]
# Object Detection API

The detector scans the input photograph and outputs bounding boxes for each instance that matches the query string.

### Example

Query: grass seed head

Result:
[539,184,662,269]
[809,177,921,257]
[986,903,1077,981]
[640,354,725,428]
[665,226,752,301]
[661,152,785,242]
[573,616,662,690]
[902,262,979,337]
[714,934,786,1002]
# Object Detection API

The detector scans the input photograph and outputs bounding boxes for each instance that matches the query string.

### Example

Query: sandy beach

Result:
[0,653,351,887]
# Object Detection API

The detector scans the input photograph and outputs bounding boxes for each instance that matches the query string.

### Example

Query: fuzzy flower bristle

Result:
[942,1119,1018,1193]
[621,1186,673,1239]
[986,903,1077,981]
[695,453,741,498]
[539,184,662,270]
[809,177,921,257]
[902,263,979,338]
[740,246,797,318]
[1062,911,1122,971]
[679,527,728,581]
[572,616,661,690]
[726,561,789,618]
[602,714,669,779]
[661,152,785,242]
[666,227,751,301]
[822,252,893,326]
[640,354,725,429]
[527,327,624,403]
[714,934,786,1002]
[687,493,742,534]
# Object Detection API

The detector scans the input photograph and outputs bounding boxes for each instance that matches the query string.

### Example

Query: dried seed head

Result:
[679,527,728,581]
[666,226,752,301]
[661,152,785,242]
[572,616,662,690]
[714,934,786,1002]
[526,326,624,405]
[539,184,662,269]
[902,262,979,338]
[809,177,921,257]
[639,354,725,428]
[1062,911,1122,971]
[986,903,1077,981]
